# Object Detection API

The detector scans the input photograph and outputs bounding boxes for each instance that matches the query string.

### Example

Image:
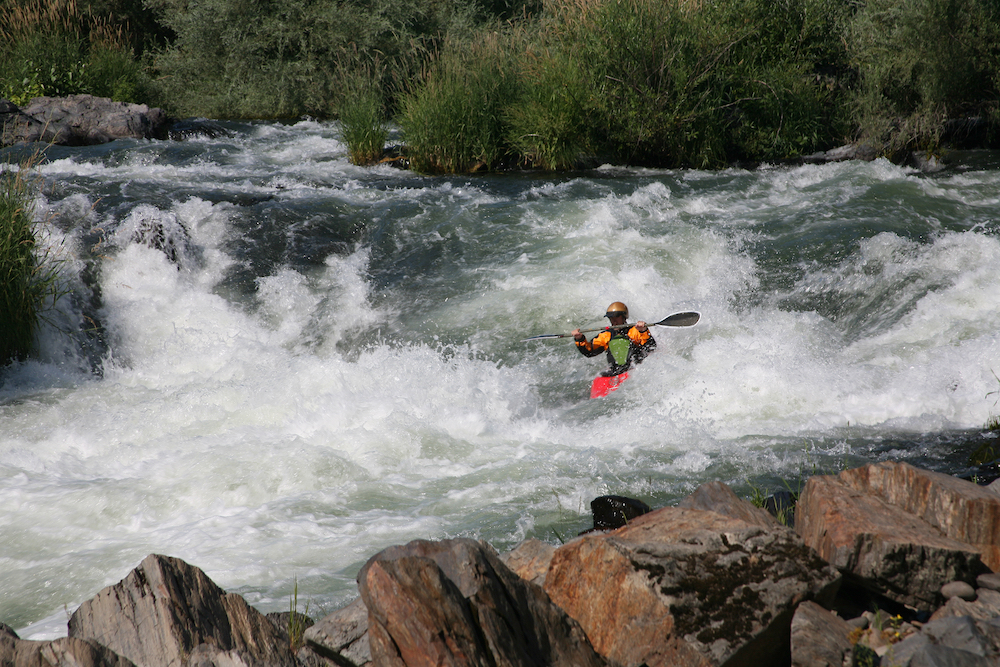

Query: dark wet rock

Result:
[167,118,232,141]
[587,494,651,532]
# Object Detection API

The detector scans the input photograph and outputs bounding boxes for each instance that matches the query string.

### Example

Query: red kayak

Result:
[590,372,629,398]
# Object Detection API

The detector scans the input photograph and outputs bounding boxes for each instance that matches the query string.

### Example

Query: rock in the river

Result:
[1,95,169,146]
[357,537,607,667]
[68,553,297,667]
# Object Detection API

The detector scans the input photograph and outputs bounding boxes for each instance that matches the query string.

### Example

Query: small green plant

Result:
[288,577,310,652]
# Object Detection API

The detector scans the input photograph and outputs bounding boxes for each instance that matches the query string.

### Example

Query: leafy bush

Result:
[146,0,484,119]
[844,0,1000,155]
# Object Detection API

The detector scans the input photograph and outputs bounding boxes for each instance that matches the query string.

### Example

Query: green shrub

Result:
[532,0,848,167]
[844,0,1000,155]
[0,161,61,366]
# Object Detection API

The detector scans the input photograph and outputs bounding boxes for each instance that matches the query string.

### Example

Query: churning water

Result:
[2,120,1000,638]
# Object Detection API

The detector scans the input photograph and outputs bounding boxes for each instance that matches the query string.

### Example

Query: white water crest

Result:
[2,121,1000,638]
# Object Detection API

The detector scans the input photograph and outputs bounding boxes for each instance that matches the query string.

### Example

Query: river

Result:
[2,119,999,638]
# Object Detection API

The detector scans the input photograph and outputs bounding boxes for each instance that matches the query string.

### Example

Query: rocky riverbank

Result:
[5,461,1000,667]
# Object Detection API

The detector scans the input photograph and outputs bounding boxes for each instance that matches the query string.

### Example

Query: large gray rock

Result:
[302,597,371,667]
[357,538,607,667]
[796,471,987,611]
[543,504,841,667]
[68,554,297,667]
[0,622,135,667]
[1,95,169,146]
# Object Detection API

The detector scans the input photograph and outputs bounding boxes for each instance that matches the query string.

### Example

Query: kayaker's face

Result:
[608,314,626,326]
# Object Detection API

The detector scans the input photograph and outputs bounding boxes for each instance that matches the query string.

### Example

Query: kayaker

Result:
[572,302,657,377]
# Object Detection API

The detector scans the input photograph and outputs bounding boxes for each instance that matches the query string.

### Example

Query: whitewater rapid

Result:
[2,121,999,638]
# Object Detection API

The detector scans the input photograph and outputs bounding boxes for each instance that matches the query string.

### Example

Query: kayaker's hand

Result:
[636,321,647,332]
[572,328,585,342]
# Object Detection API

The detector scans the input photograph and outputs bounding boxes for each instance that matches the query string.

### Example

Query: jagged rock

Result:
[677,480,781,529]
[499,538,556,586]
[796,472,987,611]
[790,601,853,667]
[0,622,136,667]
[357,538,607,667]
[543,505,840,667]
[302,597,370,667]
[1,95,169,146]
[68,554,297,667]
[839,462,1000,571]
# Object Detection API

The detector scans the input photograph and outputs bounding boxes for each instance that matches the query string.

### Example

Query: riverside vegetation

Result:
[2,0,1000,171]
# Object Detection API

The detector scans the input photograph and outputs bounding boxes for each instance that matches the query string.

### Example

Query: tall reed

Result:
[0,160,59,366]
[399,29,524,173]
[337,64,389,166]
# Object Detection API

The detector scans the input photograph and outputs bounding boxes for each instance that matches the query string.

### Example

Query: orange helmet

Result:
[605,302,628,319]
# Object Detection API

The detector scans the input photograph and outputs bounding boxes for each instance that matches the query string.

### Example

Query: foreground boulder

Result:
[543,504,841,667]
[1,95,169,146]
[357,538,607,667]
[0,622,135,667]
[797,463,993,611]
[302,597,371,667]
[68,554,297,667]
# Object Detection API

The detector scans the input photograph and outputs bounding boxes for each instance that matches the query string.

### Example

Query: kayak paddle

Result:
[522,311,700,341]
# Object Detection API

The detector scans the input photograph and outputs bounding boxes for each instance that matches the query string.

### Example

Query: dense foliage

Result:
[2,0,999,169]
